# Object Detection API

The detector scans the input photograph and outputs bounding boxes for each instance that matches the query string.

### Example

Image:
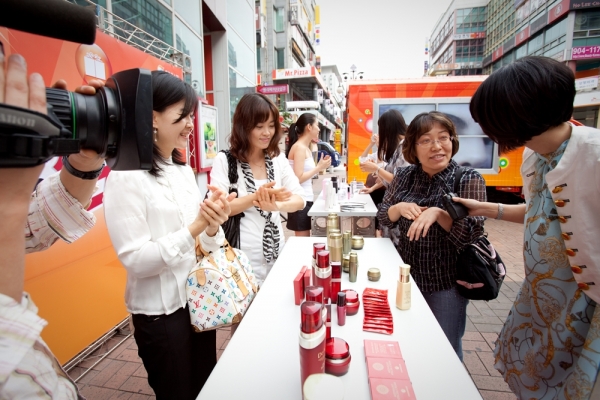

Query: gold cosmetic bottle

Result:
[395,264,411,310]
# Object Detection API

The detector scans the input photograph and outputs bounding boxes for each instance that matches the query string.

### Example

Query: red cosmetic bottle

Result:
[315,250,332,301]
[312,243,326,284]
[299,301,326,391]
[336,292,346,326]
[330,261,342,298]
[325,337,351,376]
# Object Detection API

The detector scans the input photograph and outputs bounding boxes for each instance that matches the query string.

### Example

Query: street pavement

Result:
[68,217,523,400]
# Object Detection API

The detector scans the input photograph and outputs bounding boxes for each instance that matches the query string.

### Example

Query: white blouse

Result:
[209,152,305,285]
[103,160,224,315]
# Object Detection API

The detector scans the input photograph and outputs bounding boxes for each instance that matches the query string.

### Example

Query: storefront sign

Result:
[492,47,504,62]
[570,0,600,10]
[515,26,531,46]
[575,76,599,91]
[548,0,570,24]
[453,32,485,40]
[572,45,600,60]
[257,84,289,95]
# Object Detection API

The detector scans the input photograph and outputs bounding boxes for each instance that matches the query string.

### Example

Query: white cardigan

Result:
[104,162,224,315]
[210,152,305,284]
[521,125,600,303]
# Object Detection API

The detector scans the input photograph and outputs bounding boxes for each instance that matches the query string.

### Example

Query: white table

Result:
[198,238,482,400]
[308,192,378,218]
[308,193,378,237]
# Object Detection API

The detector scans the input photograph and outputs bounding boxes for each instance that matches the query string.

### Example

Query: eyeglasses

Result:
[416,136,453,148]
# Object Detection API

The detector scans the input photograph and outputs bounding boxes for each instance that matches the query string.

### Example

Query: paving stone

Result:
[474,323,504,333]
[128,340,138,350]
[472,375,513,392]
[477,351,502,377]
[133,364,148,379]
[104,362,142,390]
[481,332,500,349]
[106,340,132,360]
[119,376,155,396]
[463,351,489,376]
[493,309,510,319]
[462,340,492,352]
[128,395,152,400]
[79,385,119,400]
[116,349,143,363]
[463,331,484,341]
[465,319,477,332]
[467,304,482,316]
[486,302,514,311]
[108,391,133,399]
[217,349,224,361]
[480,390,517,400]
[469,315,505,324]
[75,369,100,385]
[220,339,230,350]
[92,356,116,371]
[89,359,125,386]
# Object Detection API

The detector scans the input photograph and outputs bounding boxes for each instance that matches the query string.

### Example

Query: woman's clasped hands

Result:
[197,185,237,236]
[252,181,291,212]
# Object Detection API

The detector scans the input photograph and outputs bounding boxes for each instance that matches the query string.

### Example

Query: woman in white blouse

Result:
[210,93,305,287]
[103,71,233,400]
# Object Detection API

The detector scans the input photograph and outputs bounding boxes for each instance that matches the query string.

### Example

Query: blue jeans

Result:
[422,286,469,361]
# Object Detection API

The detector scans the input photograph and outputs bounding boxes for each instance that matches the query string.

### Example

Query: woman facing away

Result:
[103,71,234,399]
[285,112,331,236]
[209,93,305,287]
[453,56,600,399]
[360,109,410,243]
[377,111,486,361]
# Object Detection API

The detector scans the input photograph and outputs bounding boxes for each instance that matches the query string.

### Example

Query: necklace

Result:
[251,161,265,169]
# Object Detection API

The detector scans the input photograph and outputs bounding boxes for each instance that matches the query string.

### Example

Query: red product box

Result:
[364,340,403,360]
[303,266,311,290]
[294,271,305,305]
[366,357,410,381]
[369,378,416,400]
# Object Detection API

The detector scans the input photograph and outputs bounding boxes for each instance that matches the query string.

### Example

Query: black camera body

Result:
[443,193,469,221]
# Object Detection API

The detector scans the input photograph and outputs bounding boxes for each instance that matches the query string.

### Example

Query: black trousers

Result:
[131,306,217,400]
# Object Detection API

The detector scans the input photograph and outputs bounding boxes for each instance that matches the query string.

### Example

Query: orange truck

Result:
[2,27,183,364]
[345,77,524,199]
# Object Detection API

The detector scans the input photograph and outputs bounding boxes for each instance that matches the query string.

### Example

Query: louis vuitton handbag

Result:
[187,238,258,332]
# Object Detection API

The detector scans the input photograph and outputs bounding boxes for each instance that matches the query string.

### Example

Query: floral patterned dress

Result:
[494,140,600,399]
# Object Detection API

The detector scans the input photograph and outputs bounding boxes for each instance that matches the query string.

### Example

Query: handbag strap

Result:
[453,166,465,195]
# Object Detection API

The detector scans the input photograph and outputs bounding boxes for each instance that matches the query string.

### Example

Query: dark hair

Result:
[377,109,407,162]
[403,111,459,165]
[286,112,318,157]
[470,56,575,153]
[229,93,281,162]
[150,70,198,177]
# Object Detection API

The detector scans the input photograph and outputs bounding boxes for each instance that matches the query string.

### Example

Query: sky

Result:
[316,0,453,80]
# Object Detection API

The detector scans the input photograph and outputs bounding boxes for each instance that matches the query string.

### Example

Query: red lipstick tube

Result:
[312,243,326,285]
[336,292,346,326]
[315,250,332,301]
[299,301,326,391]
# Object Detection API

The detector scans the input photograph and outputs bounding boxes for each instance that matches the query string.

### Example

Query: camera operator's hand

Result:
[53,79,106,207]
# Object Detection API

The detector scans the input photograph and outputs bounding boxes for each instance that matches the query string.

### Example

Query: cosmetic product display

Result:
[325,337,351,376]
[363,339,403,359]
[304,268,312,292]
[351,235,364,250]
[305,286,324,303]
[326,213,340,238]
[342,255,350,273]
[349,252,358,283]
[368,378,416,400]
[336,292,346,326]
[325,298,332,340]
[396,264,411,311]
[342,231,352,256]
[328,232,343,263]
[343,289,360,316]
[312,243,326,284]
[362,288,393,335]
[368,268,381,282]
[302,373,345,400]
[331,261,342,298]
[299,301,326,390]
[294,270,305,305]
[315,251,332,300]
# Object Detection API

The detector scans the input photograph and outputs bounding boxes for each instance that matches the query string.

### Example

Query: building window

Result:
[575,9,600,32]
[112,0,173,45]
[257,46,261,71]
[274,7,285,32]
[275,48,285,69]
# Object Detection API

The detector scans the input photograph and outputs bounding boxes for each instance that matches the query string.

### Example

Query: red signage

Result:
[257,84,289,95]
[515,26,530,46]
[549,0,570,24]
[492,47,504,62]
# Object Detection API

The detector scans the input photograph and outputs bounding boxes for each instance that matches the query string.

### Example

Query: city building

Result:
[484,0,600,127]
[255,0,342,142]
[428,0,488,76]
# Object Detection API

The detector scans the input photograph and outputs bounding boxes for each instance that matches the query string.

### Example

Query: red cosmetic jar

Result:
[325,337,351,376]
[343,289,360,316]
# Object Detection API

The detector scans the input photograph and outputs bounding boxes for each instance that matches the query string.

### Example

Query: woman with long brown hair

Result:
[210,93,305,286]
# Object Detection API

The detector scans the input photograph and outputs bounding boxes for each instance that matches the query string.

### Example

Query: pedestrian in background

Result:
[453,56,600,399]
[286,112,331,236]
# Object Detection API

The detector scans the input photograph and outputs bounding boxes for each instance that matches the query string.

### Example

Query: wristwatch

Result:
[62,156,105,180]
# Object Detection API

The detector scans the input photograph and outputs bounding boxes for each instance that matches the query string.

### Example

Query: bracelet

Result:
[496,203,504,220]
[376,167,382,176]
[62,156,105,180]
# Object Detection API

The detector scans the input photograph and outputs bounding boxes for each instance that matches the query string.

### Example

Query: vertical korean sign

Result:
[200,104,219,168]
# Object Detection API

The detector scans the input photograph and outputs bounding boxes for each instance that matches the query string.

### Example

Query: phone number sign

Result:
[572,45,600,60]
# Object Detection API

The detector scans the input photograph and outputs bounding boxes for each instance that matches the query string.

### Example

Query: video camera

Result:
[0,0,153,170]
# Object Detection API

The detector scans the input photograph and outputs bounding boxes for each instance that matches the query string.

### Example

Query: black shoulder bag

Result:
[206,150,244,249]
[452,167,507,301]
